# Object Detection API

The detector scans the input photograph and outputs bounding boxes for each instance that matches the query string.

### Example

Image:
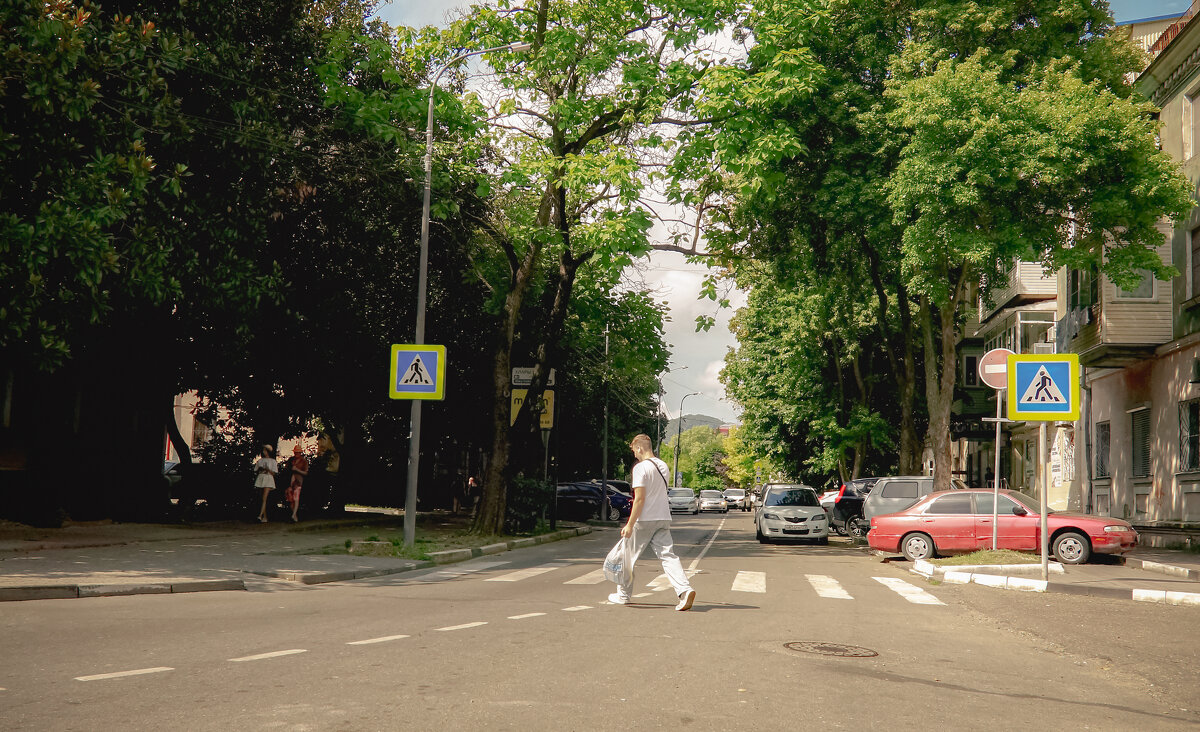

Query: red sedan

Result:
[867,489,1137,564]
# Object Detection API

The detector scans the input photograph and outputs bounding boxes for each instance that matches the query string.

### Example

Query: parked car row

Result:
[555,481,632,522]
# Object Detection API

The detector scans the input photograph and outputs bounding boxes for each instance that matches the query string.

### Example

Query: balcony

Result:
[979,262,1056,323]
[1058,292,1173,369]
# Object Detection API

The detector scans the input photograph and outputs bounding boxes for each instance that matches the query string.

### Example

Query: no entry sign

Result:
[978,348,1014,390]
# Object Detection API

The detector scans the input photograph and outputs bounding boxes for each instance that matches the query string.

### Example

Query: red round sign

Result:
[978,348,1014,390]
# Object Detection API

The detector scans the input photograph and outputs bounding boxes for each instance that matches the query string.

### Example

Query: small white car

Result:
[698,489,728,513]
[755,484,829,544]
[668,488,699,514]
[722,488,750,511]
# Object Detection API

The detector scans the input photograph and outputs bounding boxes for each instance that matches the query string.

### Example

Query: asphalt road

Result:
[1,511,1197,731]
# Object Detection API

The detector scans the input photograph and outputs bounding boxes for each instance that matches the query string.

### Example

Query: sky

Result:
[374,0,1194,425]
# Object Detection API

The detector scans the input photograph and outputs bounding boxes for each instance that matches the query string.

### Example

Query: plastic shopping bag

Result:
[602,537,633,586]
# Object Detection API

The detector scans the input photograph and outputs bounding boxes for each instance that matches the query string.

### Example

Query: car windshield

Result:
[764,488,819,507]
[669,489,693,498]
[700,490,723,499]
[724,489,744,496]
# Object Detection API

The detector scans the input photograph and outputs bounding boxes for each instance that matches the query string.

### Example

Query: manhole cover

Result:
[785,641,878,658]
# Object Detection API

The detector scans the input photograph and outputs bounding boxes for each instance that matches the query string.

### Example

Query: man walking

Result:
[609,434,696,611]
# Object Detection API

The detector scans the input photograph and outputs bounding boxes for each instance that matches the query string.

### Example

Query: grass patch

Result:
[929,549,1040,566]
[310,510,576,560]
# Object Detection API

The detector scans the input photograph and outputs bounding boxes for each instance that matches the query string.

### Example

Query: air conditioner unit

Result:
[1032,342,1056,354]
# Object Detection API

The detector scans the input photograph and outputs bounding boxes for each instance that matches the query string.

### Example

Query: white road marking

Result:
[75,667,173,682]
[435,622,488,632]
[647,569,699,592]
[562,605,592,612]
[632,592,652,598]
[508,613,546,620]
[421,561,510,582]
[732,570,767,593]
[484,563,569,582]
[229,650,307,662]
[873,577,945,605]
[564,568,607,584]
[687,517,726,572]
[347,634,410,645]
[806,574,853,599]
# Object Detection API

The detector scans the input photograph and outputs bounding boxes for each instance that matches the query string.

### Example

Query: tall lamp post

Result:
[673,392,700,487]
[404,40,531,548]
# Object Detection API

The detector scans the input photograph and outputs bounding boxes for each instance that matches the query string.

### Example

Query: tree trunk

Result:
[921,268,969,492]
[866,243,921,474]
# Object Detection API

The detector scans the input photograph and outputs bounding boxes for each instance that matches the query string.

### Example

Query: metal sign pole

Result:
[1039,421,1049,581]
[992,390,1004,550]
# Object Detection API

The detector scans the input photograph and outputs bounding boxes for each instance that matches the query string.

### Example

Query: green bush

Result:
[506,476,553,534]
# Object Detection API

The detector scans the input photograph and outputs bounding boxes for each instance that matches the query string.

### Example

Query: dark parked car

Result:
[830,477,879,538]
[555,482,631,522]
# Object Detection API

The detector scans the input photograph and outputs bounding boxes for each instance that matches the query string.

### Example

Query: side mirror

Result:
[1012,506,1028,516]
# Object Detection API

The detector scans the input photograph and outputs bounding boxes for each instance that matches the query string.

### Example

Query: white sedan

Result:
[698,489,728,513]
[755,484,829,544]
[668,488,699,514]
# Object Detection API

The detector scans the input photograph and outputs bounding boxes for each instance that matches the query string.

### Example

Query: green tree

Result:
[883,2,1192,489]
[422,0,758,534]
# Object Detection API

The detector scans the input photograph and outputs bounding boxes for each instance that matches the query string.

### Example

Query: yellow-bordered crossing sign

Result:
[1006,353,1079,421]
[389,344,446,400]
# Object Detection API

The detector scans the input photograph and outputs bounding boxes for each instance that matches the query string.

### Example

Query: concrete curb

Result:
[916,565,1200,606]
[0,578,247,602]
[911,559,1064,578]
[1126,556,1200,581]
[0,525,597,600]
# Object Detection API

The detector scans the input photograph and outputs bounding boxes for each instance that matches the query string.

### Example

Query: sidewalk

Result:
[903,547,1200,607]
[0,513,593,602]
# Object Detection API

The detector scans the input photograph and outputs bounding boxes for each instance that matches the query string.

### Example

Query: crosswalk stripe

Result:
[508,613,546,620]
[873,577,945,605]
[732,570,766,593]
[347,634,409,645]
[485,563,569,582]
[562,605,592,612]
[436,622,488,631]
[806,574,852,599]
[564,569,607,585]
[421,560,509,581]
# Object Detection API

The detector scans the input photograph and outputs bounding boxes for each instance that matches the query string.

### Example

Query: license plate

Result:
[782,528,809,535]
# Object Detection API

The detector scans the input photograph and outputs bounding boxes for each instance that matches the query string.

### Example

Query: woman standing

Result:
[254,444,278,523]
[285,445,308,522]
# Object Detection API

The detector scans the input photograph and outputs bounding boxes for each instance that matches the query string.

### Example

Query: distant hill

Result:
[660,414,728,445]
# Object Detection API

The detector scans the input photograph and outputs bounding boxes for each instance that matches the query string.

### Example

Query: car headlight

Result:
[763,512,779,520]
[811,514,825,522]
[1103,525,1131,533]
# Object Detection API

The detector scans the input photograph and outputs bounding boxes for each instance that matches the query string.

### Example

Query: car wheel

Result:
[901,532,936,562]
[847,517,867,540]
[1053,531,1091,565]
[834,523,848,537]
[606,504,621,522]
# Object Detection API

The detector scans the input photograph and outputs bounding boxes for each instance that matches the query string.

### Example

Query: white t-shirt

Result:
[631,457,672,522]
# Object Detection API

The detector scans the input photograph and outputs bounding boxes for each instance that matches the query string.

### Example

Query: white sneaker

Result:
[607,592,629,605]
[675,589,696,611]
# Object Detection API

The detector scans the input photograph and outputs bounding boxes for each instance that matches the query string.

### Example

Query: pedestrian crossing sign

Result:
[389,344,446,400]
[1006,353,1079,421]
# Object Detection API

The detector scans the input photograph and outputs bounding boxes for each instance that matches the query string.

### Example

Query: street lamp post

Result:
[404,40,531,548]
[673,392,700,487]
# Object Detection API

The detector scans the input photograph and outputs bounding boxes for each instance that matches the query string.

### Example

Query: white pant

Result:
[616,520,692,598]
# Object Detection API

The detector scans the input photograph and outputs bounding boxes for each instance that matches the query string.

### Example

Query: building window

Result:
[192,419,212,446]
[1069,267,1097,308]
[1131,408,1151,479]
[1116,268,1154,300]
[1181,400,1200,472]
[1192,226,1200,299]
[1095,421,1110,478]
[964,354,979,387]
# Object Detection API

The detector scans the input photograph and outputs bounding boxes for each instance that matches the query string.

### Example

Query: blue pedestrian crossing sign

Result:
[389,344,446,400]
[1006,354,1079,421]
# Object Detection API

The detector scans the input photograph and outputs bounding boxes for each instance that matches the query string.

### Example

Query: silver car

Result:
[668,488,699,514]
[755,484,829,544]
[722,488,749,511]
[698,489,729,513]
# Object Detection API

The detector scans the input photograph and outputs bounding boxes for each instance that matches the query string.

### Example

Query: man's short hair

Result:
[629,434,653,453]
